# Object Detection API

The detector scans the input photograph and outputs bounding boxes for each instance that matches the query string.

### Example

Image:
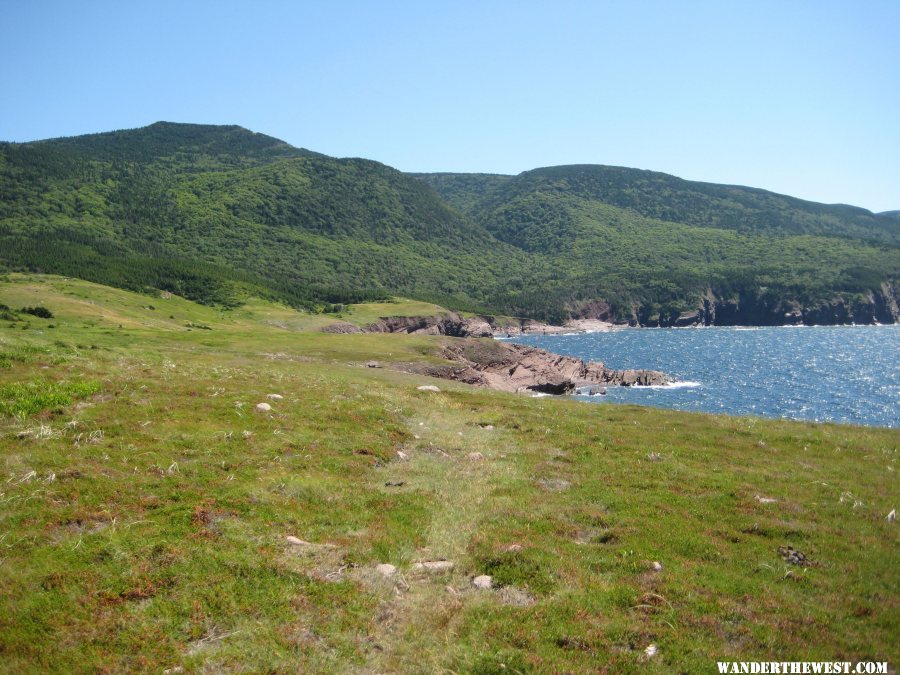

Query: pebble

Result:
[755,494,778,504]
[285,536,307,546]
[266,394,284,400]
[412,560,454,572]
[255,402,272,412]
[505,543,523,552]
[651,561,663,572]
[417,385,441,392]
[366,361,382,368]
[375,563,397,577]
[644,644,658,659]
[472,575,493,589]
[888,509,896,523]
[396,450,409,461]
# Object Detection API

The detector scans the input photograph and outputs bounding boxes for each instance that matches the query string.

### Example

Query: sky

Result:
[2,0,898,212]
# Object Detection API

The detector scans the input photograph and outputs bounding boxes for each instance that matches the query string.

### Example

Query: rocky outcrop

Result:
[412,339,669,394]
[364,313,615,337]
[320,321,364,334]
[366,312,493,337]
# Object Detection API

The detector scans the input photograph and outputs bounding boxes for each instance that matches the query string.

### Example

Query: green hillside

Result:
[0,275,897,672]
[1,122,898,324]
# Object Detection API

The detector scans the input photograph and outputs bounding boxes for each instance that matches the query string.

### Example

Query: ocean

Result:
[503,325,899,428]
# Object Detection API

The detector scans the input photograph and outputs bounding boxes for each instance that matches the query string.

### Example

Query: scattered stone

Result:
[472,575,493,589]
[778,545,814,566]
[412,560,454,572]
[644,643,659,659]
[466,452,485,462]
[375,563,397,577]
[888,509,896,523]
[255,402,272,413]
[266,393,284,400]
[651,561,663,572]
[385,480,406,488]
[417,385,441,392]
[646,452,663,462]
[755,495,778,504]
[286,536,307,546]
[504,543,523,552]
[538,477,572,492]
[242,430,253,439]
[366,361,382,368]
[478,423,495,430]
[396,450,409,461]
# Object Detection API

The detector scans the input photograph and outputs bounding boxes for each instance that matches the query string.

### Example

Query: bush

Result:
[21,306,53,319]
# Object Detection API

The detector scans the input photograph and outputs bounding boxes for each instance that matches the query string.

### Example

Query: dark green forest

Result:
[1,122,897,322]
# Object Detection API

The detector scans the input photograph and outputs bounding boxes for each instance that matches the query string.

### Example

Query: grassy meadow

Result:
[0,274,897,673]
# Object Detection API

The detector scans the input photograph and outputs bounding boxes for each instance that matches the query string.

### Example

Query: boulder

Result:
[472,575,493,589]
[417,385,441,392]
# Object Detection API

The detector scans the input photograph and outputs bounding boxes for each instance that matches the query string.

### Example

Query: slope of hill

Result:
[1,122,897,325]
[415,167,899,325]
[1,274,897,671]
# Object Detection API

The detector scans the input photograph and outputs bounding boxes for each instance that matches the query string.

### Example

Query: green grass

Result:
[0,275,896,673]
[0,378,100,418]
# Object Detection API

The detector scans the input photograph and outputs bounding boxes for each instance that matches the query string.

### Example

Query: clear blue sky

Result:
[3,0,898,211]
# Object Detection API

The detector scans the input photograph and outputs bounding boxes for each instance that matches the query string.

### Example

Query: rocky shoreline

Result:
[445,339,668,393]
[402,338,669,395]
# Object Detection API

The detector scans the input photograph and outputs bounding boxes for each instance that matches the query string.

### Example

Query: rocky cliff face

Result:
[576,282,900,327]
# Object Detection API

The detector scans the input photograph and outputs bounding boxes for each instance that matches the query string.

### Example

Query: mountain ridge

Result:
[1,121,897,325]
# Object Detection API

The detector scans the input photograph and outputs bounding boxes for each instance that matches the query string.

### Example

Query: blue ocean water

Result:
[504,325,900,428]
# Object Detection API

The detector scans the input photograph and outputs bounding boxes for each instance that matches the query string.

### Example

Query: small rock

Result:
[504,543,523,552]
[385,480,405,487]
[366,361,382,368]
[755,495,778,504]
[242,430,253,439]
[375,563,397,577]
[255,402,272,413]
[396,450,409,461]
[412,560,454,572]
[651,561,663,572]
[888,509,896,523]
[778,545,813,566]
[472,575,493,589]
[285,536,308,546]
[644,643,658,659]
[466,452,485,462]
[417,385,441,392]
[266,393,284,400]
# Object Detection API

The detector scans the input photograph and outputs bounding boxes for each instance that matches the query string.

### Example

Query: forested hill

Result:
[413,165,899,246]
[0,122,533,312]
[1,122,898,325]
